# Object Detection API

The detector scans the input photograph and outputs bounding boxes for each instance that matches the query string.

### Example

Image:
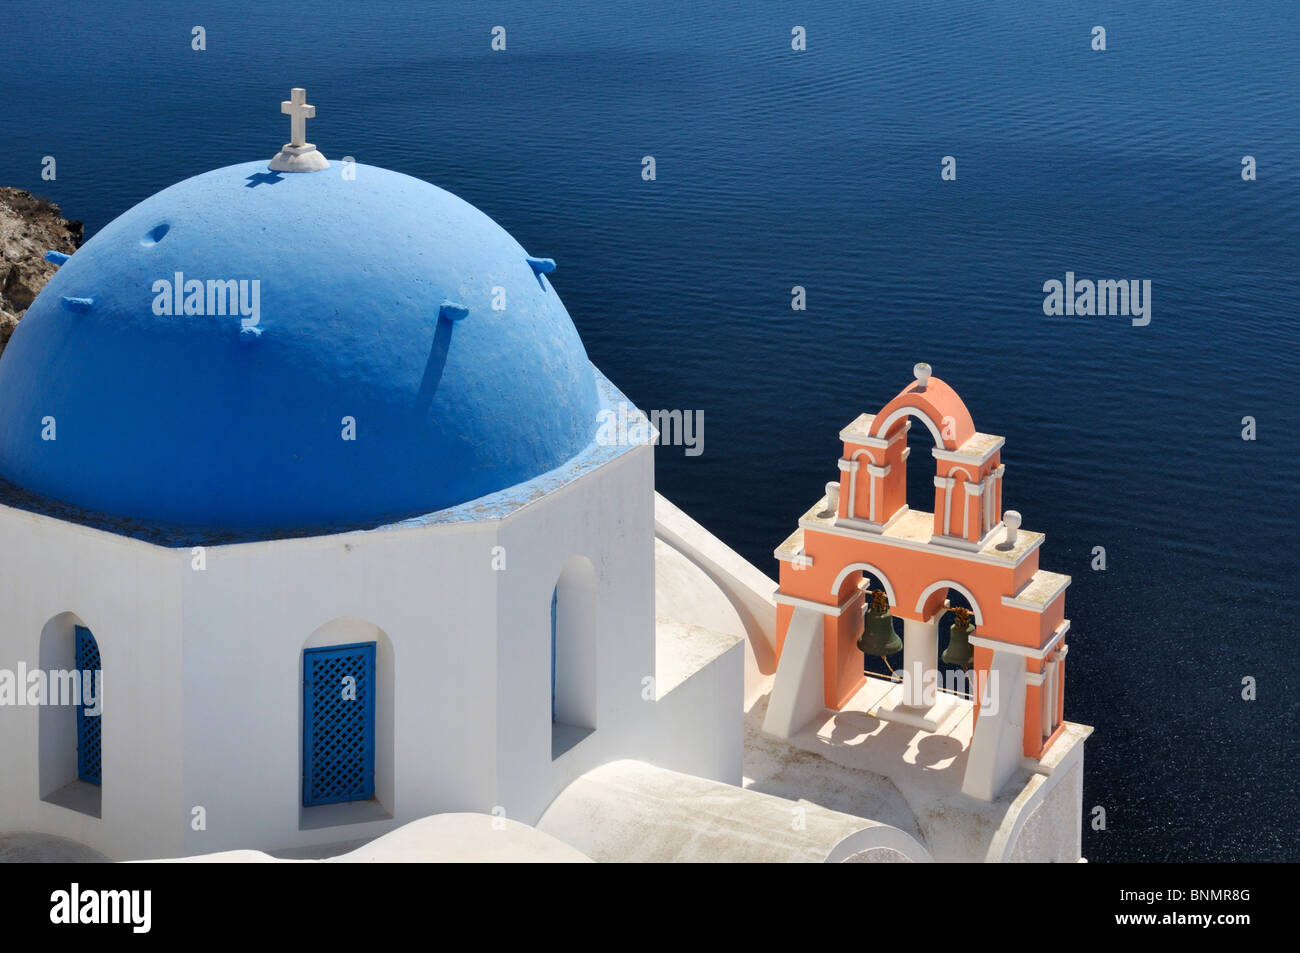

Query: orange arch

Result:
[829,561,898,605]
[872,376,975,450]
[913,579,985,623]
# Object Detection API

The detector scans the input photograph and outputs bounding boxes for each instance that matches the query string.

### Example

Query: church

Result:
[0,91,1090,863]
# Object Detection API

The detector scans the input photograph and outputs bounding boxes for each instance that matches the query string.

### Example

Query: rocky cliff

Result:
[0,188,83,353]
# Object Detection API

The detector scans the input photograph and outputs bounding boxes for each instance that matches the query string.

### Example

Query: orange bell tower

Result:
[766,364,1072,801]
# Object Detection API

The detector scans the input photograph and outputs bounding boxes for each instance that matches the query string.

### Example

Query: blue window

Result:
[302,642,376,807]
[74,625,101,786]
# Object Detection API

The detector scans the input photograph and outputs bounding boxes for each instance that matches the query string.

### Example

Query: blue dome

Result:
[0,161,601,532]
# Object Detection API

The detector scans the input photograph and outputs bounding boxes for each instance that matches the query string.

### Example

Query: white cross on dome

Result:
[282,88,315,147]
[269,87,330,173]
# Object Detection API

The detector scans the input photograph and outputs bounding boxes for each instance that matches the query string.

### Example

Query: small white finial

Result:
[269,87,329,173]
[1002,510,1022,547]
[914,362,931,388]
[823,481,840,518]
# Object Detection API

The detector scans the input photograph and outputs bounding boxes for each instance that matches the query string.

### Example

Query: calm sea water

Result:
[2,0,1297,862]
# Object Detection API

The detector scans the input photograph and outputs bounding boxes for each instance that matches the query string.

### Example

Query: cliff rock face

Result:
[0,188,83,353]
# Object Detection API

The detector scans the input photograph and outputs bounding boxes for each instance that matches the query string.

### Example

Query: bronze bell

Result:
[857,590,902,656]
[942,607,976,669]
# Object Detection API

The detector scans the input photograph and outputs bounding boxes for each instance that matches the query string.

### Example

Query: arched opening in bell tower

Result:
[912,579,986,707]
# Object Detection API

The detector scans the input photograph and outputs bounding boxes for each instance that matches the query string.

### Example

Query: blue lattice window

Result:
[302,642,376,807]
[74,625,101,786]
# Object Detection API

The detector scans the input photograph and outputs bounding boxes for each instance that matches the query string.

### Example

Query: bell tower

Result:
[765,364,1073,802]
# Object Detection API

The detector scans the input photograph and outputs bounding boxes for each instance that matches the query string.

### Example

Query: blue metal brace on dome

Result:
[439,300,470,322]
[527,256,556,290]
[61,296,94,314]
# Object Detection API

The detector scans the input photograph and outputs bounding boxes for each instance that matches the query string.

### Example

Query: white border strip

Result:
[969,620,1070,660]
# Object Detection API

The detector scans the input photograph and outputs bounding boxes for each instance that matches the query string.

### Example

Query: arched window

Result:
[551,557,596,758]
[299,618,394,828]
[38,613,101,818]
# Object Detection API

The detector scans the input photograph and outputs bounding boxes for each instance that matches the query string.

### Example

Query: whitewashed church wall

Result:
[493,443,660,824]
[0,504,185,860]
[179,517,499,856]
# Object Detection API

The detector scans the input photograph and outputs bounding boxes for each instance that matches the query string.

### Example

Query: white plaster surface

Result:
[537,759,930,863]
[743,675,1090,862]
[151,814,590,863]
[654,492,778,703]
[1003,760,1084,863]
[0,507,184,860]
[0,831,109,862]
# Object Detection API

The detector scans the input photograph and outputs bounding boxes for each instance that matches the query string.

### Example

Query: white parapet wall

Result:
[653,492,778,706]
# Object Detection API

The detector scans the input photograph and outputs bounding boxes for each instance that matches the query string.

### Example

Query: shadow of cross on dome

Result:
[245,170,285,188]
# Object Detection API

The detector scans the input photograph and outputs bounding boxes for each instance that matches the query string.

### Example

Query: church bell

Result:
[942,607,976,669]
[857,589,902,657]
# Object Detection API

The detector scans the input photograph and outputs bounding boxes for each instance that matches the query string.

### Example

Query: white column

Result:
[901,617,938,707]
[762,607,828,739]
[1058,644,1069,727]
[838,458,859,519]
[983,476,994,535]
[1041,656,1057,740]
[867,464,889,522]
[933,475,955,535]
[963,480,983,539]
[1044,644,1067,739]
[962,649,1027,801]
[993,464,1005,526]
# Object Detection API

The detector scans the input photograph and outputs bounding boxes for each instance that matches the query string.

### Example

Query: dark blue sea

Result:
[2,1,1297,862]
